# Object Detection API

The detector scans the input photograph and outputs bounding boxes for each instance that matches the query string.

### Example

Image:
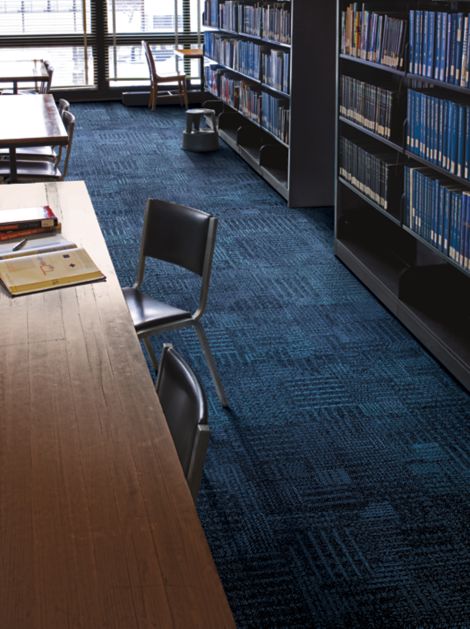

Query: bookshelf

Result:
[202,1,335,207]
[335,0,470,391]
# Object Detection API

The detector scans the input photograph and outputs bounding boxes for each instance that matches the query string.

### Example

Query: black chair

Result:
[122,198,228,407]
[156,343,210,501]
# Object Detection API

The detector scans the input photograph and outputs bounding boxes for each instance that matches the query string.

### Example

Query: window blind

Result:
[0,0,95,88]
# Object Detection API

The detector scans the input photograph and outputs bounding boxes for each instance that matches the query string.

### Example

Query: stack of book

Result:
[0,205,106,296]
[409,10,470,86]
[404,166,470,270]
[0,205,60,243]
[339,137,402,210]
[341,3,406,69]
[340,75,398,139]
[407,89,470,179]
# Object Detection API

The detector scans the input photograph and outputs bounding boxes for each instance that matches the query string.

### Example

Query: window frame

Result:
[0,0,201,100]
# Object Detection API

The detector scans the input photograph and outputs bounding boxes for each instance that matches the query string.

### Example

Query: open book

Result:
[0,247,105,296]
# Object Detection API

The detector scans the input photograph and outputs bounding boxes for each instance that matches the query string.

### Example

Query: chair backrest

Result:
[58,98,70,116]
[156,343,210,500]
[59,110,75,177]
[40,60,53,93]
[136,198,218,315]
[142,39,159,83]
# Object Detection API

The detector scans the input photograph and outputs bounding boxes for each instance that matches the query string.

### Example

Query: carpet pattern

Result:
[69,103,470,628]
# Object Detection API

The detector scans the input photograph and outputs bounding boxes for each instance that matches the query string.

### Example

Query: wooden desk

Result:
[0,181,234,628]
[175,48,205,92]
[0,94,67,183]
[0,59,49,94]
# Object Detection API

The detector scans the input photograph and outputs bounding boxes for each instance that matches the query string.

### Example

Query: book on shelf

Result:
[407,88,470,179]
[0,247,105,296]
[340,75,399,140]
[341,3,406,69]
[0,205,59,232]
[409,9,470,87]
[339,136,402,212]
[404,165,470,270]
[205,0,291,44]
[0,234,76,260]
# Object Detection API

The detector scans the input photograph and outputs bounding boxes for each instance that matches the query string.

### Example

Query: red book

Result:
[0,224,61,242]
[0,206,59,232]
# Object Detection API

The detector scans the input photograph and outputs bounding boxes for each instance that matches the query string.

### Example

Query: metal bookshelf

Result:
[202,1,335,207]
[335,0,470,392]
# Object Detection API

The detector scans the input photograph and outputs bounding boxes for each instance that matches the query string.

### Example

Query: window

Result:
[0,0,94,88]
[0,0,202,95]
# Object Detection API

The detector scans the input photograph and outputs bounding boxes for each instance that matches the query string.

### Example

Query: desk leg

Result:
[9,147,17,183]
[13,81,18,95]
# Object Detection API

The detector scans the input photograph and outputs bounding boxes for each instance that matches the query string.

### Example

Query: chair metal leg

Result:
[193,321,228,407]
[142,336,159,371]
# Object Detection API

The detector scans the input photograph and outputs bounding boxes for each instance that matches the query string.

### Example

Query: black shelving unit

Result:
[335,0,470,392]
[202,1,335,207]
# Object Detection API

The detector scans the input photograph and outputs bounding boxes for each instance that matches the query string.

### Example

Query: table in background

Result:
[0,94,67,182]
[0,181,234,628]
[175,47,205,93]
[0,59,49,94]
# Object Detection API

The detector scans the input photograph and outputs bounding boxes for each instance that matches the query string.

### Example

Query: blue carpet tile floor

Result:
[68,103,470,628]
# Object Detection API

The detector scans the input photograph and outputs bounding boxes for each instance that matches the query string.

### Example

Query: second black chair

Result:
[122,198,228,407]
[156,343,210,501]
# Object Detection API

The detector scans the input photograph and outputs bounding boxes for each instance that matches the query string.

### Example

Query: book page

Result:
[0,247,105,296]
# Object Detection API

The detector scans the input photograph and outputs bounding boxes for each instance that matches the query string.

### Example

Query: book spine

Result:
[0,225,58,242]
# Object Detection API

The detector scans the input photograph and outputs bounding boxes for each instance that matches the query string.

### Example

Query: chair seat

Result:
[156,73,186,82]
[0,145,56,162]
[123,287,190,333]
[0,159,61,180]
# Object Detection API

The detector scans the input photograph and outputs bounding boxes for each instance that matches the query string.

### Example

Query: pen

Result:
[12,238,28,252]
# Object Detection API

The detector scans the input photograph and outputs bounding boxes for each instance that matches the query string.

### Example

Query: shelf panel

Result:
[216,127,289,201]
[334,238,401,312]
[402,225,470,279]
[206,89,289,147]
[204,56,290,99]
[407,72,470,96]
[338,176,401,226]
[335,239,470,391]
[339,116,404,153]
[404,150,470,188]
[340,54,406,77]
[339,116,404,152]
[205,26,291,49]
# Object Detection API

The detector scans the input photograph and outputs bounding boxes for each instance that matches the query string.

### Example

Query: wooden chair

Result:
[122,199,228,407]
[0,110,75,183]
[156,343,210,501]
[142,40,188,110]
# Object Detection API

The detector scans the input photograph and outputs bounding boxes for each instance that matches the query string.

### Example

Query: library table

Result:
[175,48,205,92]
[0,181,234,628]
[0,59,49,94]
[0,94,67,183]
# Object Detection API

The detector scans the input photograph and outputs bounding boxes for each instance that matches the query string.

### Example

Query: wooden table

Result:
[0,181,234,628]
[175,48,205,92]
[0,94,67,183]
[0,59,49,94]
